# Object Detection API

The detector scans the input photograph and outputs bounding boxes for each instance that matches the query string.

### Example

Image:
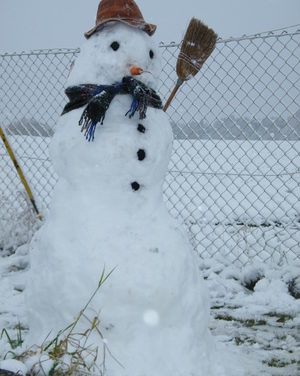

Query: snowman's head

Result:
[68,23,161,89]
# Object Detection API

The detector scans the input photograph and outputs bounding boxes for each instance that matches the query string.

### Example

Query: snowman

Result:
[25,1,233,375]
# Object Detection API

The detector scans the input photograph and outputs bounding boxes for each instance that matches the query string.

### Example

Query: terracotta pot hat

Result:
[85,0,156,39]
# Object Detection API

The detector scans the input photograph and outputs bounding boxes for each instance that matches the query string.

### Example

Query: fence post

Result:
[0,126,42,222]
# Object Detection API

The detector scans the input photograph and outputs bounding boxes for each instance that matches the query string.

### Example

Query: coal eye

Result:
[149,49,154,59]
[111,41,120,51]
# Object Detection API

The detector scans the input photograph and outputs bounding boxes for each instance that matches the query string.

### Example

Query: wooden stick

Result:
[163,80,183,112]
[0,126,42,221]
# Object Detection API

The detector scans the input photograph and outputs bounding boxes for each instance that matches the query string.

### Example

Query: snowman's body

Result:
[26,24,225,375]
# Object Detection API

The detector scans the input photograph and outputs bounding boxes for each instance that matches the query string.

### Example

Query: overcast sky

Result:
[0,0,299,53]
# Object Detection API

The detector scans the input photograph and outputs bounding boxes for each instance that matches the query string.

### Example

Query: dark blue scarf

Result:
[62,76,162,141]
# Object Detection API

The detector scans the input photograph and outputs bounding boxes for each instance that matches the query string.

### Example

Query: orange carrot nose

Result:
[130,66,144,76]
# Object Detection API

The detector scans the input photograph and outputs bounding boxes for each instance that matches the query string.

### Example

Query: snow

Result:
[143,309,160,326]
[204,260,300,375]
[67,23,160,89]
[1,248,299,374]
[0,359,27,375]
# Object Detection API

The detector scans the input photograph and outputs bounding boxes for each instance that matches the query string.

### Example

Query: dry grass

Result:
[2,268,119,376]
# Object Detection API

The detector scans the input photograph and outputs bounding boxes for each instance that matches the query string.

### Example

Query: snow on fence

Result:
[0,27,299,265]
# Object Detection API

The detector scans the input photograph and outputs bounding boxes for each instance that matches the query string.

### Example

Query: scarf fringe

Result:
[62,77,162,142]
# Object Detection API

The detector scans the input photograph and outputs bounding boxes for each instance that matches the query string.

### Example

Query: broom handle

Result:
[0,126,42,221]
[163,79,184,112]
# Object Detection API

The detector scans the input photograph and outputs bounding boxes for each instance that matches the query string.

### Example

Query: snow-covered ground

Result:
[204,259,300,375]
[0,243,299,375]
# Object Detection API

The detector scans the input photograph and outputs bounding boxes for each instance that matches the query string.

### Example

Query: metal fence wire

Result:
[0,27,299,265]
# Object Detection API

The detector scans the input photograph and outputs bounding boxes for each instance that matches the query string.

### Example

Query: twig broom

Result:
[163,18,217,112]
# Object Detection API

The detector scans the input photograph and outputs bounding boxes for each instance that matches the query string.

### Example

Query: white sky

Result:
[0,0,299,53]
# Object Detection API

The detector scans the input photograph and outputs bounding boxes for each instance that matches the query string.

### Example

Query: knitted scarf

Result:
[62,76,162,141]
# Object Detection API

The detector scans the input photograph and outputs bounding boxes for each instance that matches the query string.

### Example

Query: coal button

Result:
[137,149,146,161]
[131,182,140,191]
[137,124,146,133]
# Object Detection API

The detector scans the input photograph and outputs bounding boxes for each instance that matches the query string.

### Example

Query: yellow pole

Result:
[0,126,42,221]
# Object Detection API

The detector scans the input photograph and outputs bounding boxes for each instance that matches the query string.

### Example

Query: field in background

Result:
[1,134,299,266]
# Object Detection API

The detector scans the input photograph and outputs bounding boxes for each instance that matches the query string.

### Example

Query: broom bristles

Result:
[176,18,217,82]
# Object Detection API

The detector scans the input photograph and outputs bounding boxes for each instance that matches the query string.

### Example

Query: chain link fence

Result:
[0,27,299,265]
